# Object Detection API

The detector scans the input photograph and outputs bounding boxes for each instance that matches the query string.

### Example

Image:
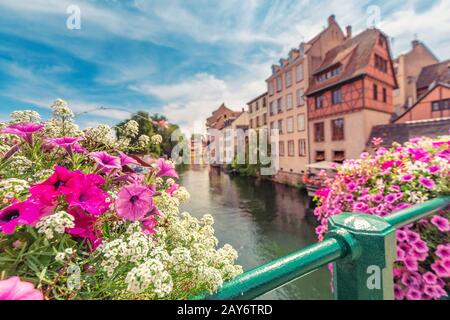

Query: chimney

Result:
[327,15,336,26]
[412,40,420,48]
[346,25,352,39]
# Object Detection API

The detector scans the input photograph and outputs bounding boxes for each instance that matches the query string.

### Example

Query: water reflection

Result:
[179,165,332,300]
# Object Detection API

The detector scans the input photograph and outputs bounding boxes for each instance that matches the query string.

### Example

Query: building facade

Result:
[247,92,268,130]
[393,40,439,115]
[266,15,345,184]
[306,28,398,162]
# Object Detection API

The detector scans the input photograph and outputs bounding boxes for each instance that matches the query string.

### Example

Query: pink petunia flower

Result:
[90,151,121,174]
[418,176,435,190]
[404,257,419,272]
[1,123,44,145]
[393,284,405,300]
[431,215,450,232]
[30,166,77,205]
[67,208,102,250]
[166,183,179,196]
[0,200,41,234]
[422,272,438,285]
[49,137,83,155]
[65,175,109,216]
[427,165,440,174]
[400,174,414,183]
[436,245,450,259]
[118,151,139,166]
[431,260,450,278]
[141,216,158,235]
[156,158,178,178]
[0,277,43,300]
[115,184,154,221]
[406,288,422,300]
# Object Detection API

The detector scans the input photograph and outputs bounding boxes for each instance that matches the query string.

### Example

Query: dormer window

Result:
[316,66,341,83]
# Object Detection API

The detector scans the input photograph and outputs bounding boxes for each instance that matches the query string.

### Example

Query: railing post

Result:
[328,213,396,300]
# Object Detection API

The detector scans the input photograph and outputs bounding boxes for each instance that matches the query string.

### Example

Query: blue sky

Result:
[0,0,449,132]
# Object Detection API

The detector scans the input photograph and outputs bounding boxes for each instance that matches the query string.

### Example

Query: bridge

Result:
[193,196,450,300]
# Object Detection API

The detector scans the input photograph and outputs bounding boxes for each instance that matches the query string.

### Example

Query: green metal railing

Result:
[194,196,450,300]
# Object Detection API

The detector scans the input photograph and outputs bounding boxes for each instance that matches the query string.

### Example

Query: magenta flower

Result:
[406,231,420,243]
[0,200,41,234]
[428,165,440,174]
[67,208,102,250]
[418,176,435,189]
[346,182,357,192]
[385,193,397,204]
[393,284,405,300]
[400,174,414,183]
[406,288,422,300]
[115,184,154,221]
[50,137,83,155]
[431,261,450,278]
[422,272,438,285]
[372,137,383,146]
[65,175,109,216]
[404,257,419,272]
[412,240,429,253]
[0,277,43,300]
[167,183,179,196]
[371,194,383,203]
[30,166,76,205]
[431,215,449,232]
[1,123,44,144]
[156,158,178,178]
[141,216,158,235]
[118,151,138,166]
[90,151,121,173]
[396,230,407,242]
[436,245,450,259]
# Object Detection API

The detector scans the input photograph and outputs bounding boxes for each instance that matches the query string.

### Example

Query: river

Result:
[178,165,332,300]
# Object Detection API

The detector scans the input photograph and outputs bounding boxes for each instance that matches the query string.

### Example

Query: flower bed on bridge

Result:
[0,100,242,300]
[315,136,450,300]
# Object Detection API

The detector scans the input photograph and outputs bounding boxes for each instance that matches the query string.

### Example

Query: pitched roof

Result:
[307,28,389,95]
[392,82,450,123]
[416,60,450,90]
[367,117,450,147]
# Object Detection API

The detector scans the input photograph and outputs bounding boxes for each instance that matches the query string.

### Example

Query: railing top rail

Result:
[194,196,450,300]
[384,196,450,228]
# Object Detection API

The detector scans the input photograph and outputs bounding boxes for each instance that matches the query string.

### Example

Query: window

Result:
[256,116,260,127]
[263,113,267,125]
[432,99,450,111]
[297,114,305,131]
[269,102,274,116]
[315,151,325,162]
[285,71,292,87]
[298,139,306,157]
[286,94,293,110]
[249,104,253,113]
[375,54,388,73]
[315,95,325,109]
[277,98,283,113]
[316,66,341,82]
[393,89,400,97]
[270,121,274,131]
[373,84,378,100]
[287,117,294,133]
[288,140,295,156]
[331,118,344,141]
[333,151,345,164]
[296,88,305,106]
[276,76,282,92]
[278,119,284,134]
[279,141,285,156]
[382,88,387,103]
[332,88,342,104]
[262,97,267,108]
[255,101,259,111]
[268,81,274,95]
[314,122,325,142]
[407,96,413,108]
[296,64,304,82]
[250,119,253,129]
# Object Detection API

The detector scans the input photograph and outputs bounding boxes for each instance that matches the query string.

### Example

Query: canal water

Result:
[178,165,332,300]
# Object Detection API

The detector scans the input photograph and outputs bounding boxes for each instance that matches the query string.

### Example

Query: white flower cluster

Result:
[44,118,83,138]
[125,259,173,296]
[98,207,242,298]
[0,178,30,203]
[122,120,139,138]
[55,248,75,262]
[84,124,115,146]
[173,186,190,203]
[138,134,150,147]
[10,110,41,123]
[8,156,33,176]
[153,192,181,216]
[36,211,75,240]
[150,134,162,145]
[52,99,74,119]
